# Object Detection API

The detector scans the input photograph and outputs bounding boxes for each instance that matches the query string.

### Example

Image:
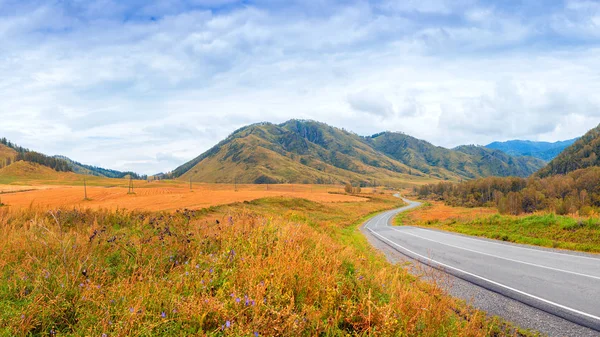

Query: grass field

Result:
[0,192,534,336]
[396,201,600,253]
[0,183,372,212]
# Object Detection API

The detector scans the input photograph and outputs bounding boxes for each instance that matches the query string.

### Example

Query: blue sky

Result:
[1,0,600,174]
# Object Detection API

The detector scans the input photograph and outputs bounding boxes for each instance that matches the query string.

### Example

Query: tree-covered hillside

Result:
[537,124,600,177]
[169,120,546,185]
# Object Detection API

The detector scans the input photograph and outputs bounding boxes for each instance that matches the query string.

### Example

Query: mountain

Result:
[537,124,600,178]
[365,133,545,180]
[54,155,146,179]
[170,120,421,186]
[485,139,577,161]
[169,120,546,185]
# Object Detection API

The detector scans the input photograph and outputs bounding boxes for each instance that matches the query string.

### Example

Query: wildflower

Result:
[129,308,134,313]
[79,283,84,287]
[161,312,166,318]
[225,321,231,328]
[230,293,235,298]
[102,334,107,337]
[195,264,200,269]
[21,314,25,320]
[254,332,259,337]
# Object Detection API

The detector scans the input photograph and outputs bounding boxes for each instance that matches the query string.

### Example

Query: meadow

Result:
[0,183,367,212]
[0,192,532,336]
[396,201,600,253]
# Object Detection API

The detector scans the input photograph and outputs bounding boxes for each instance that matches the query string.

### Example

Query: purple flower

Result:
[129,308,134,313]
[225,321,231,328]
[235,298,240,303]
[102,334,107,337]
[254,332,259,337]
[161,312,166,318]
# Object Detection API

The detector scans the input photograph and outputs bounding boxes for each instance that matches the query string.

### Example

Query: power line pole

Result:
[128,176,135,194]
[189,176,192,191]
[84,178,89,200]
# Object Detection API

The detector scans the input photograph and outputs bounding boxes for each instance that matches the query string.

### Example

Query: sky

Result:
[1,0,600,174]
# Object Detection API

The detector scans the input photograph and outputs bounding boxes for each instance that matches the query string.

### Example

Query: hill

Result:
[485,139,577,161]
[54,155,146,179]
[170,120,546,185]
[0,144,17,168]
[366,133,545,180]
[537,124,600,177]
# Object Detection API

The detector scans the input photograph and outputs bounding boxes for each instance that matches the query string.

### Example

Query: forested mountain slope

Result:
[170,120,546,185]
[537,124,600,177]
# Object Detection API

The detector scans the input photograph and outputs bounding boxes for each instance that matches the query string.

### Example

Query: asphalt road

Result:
[364,197,600,333]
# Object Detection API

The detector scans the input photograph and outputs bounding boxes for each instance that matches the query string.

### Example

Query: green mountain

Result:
[365,132,545,180]
[54,155,146,179]
[169,120,546,185]
[485,139,577,161]
[537,124,600,178]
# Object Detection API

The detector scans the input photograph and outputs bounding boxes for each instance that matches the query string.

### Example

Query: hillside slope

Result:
[486,139,577,161]
[54,155,145,179]
[537,124,600,177]
[171,120,546,185]
[174,121,426,186]
[0,144,17,168]
[366,133,544,180]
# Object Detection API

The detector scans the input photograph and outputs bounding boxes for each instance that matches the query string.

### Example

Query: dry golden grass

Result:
[0,195,530,336]
[0,183,369,212]
[400,201,498,225]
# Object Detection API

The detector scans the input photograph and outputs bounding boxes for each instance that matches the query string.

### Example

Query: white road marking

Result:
[412,226,600,261]
[388,227,600,280]
[366,224,600,324]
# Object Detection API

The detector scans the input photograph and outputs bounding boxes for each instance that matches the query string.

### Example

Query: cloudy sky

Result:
[2,0,600,174]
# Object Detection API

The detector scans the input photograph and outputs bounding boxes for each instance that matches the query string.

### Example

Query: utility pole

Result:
[189,176,192,191]
[84,178,89,200]
[128,176,135,194]
[234,177,237,192]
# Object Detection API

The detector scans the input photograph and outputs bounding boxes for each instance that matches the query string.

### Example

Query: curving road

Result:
[364,197,600,333]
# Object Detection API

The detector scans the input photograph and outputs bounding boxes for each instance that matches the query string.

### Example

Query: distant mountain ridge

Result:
[537,124,600,177]
[168,120,546,185]
[0,137,145,179]
[485,138,578,161]
[54,155,146,179]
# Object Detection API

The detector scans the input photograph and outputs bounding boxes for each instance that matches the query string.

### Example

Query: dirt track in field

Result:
[0,183,367,212]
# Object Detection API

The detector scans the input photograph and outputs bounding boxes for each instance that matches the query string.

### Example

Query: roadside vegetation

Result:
[396,202,600,253]
[0,195,532,336]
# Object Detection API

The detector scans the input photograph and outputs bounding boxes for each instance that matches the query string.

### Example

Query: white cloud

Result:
[1,0,600,174]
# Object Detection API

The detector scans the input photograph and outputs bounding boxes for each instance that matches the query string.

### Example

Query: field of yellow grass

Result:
[0,183,370,212]
[398,201,498,225]
[0,193,531,336]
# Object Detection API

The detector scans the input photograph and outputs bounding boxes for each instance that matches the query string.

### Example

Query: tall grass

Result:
[0,197,528,336]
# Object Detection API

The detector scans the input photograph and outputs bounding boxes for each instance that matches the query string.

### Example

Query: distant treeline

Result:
[1,138,72,172]
[16,151,72,172]
[416,167,600,216]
